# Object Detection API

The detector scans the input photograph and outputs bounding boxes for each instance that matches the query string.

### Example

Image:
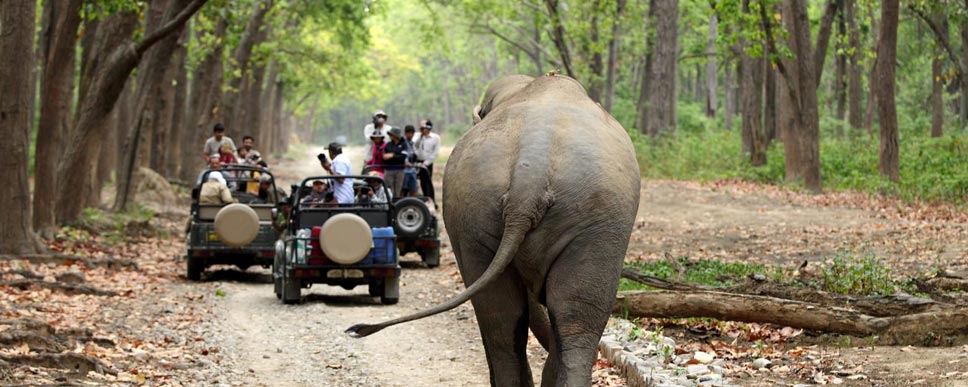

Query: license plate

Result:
[207,232,219,241]
[326,269,365,279]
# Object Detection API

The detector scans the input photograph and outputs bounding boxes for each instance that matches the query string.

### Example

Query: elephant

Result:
[347,73,640,387]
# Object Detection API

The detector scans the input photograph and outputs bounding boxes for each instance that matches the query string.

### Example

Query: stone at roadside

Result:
[694,351,715,364]
[752,358,771,370]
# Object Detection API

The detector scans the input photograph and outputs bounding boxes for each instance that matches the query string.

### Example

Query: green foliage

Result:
[819,249,910,296]
[73,206,157,245]
[634,105,968,204]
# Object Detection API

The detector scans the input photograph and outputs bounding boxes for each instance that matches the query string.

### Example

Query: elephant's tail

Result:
[345,221,529,338]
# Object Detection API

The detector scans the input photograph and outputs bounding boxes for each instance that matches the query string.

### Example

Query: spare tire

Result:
[214,203,260,247]
[393,197,431,238]
[320,213,373,265]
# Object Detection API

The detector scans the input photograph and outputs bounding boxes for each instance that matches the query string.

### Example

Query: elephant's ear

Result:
[472,105,483,124]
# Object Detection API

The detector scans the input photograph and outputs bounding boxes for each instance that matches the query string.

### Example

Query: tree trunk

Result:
[705,13,718,122]
[876,0,900,182]
[167,26,190,178]
[220,0,274,132]
[864,6,880,135]
[543,0,576,78]
[932,45,945,138]
[834,0,847,135]
[765,67,777,142]
[637,0,679,135]
[724,60,736,132]
[928,15,948,138]
[764,0,822,192]
[846,0,864,131]
[741,0,767,166]
[183,18,226,182]
[813,0,839,88]
[961,22,968,128]
[603,0,627,112]
[585,0,605,103]
[56,0,208,223]
[33,0,83,233]
[114,0,194,212]
[0,0,42,255]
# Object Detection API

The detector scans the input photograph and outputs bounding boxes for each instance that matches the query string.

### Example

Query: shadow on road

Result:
[301,292,383,307]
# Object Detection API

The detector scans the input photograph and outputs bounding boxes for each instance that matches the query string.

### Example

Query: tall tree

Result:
[931,17,948,138]
[33,0,83,235]
[114,0,198,212]
[219,0,274,132]
[0,0,42,254]
[56,0,208,222]
[544,0,576,78]
[183,18,227,182]
[846,0,864,131]
[603,0,627,112]
[637,0,679,135]
[876,0,900,182]
[706,12,718,122]
[762,0,822,192]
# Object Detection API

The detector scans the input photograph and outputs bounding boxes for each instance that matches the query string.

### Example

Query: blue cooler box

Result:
[363,227,396,264]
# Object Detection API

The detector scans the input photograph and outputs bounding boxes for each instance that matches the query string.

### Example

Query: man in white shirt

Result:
[202,123,237,163]
[414,120,441,205]
[362,110,391,166]
[321,142,355,204]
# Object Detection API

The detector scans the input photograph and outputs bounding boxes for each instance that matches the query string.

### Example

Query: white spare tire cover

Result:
[320,213,373,265]
[214,203,260,247]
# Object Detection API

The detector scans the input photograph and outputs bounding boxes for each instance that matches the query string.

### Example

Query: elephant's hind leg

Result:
[459,240,534,387]
[541,235,625,387]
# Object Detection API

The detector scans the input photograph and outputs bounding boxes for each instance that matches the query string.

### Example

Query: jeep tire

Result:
[186,252,203,281]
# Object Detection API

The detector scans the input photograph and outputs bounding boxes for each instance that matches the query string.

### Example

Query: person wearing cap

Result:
[382,127,409,198]
[322,142,355,204]
[300,180,331,208]
[199,172,238,205]
[414,119,440,204]
[363,110,392,165]
[203,123,237,164]
[401,125,419,197]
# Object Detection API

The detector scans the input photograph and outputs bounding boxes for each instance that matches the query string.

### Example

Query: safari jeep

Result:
[186,166,281,280]
[274,174,436,304]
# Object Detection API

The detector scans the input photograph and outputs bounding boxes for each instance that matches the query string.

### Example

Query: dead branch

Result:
[0,279,117,296]
[0,254,137,270]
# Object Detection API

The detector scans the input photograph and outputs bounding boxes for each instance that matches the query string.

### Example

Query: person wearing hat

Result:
[300,180,331,208]
[363,109,392,165]
[257,174,285,204]
[321,142,355,204]
[414,119,440,204]
[381,127,409,198]
[360,171,392,206]
[199,172,238,205]
[203,123,237,164]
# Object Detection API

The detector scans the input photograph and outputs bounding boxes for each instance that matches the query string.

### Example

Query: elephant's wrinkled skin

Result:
[347,74,640,387]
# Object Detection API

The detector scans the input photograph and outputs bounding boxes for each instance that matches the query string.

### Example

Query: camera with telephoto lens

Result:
[317,153,328,163]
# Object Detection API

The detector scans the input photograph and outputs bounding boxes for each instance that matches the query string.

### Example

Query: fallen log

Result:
[0,331,66,352]
[621,268,940,317]
[613,290,968,345]
[0,254,137,270]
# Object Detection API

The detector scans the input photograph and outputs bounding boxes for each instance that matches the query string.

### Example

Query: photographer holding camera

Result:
[318,142,354,204]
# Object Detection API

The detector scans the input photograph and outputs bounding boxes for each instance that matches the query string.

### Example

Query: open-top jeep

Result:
[273,173,438,304]
[186,166,281,280]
